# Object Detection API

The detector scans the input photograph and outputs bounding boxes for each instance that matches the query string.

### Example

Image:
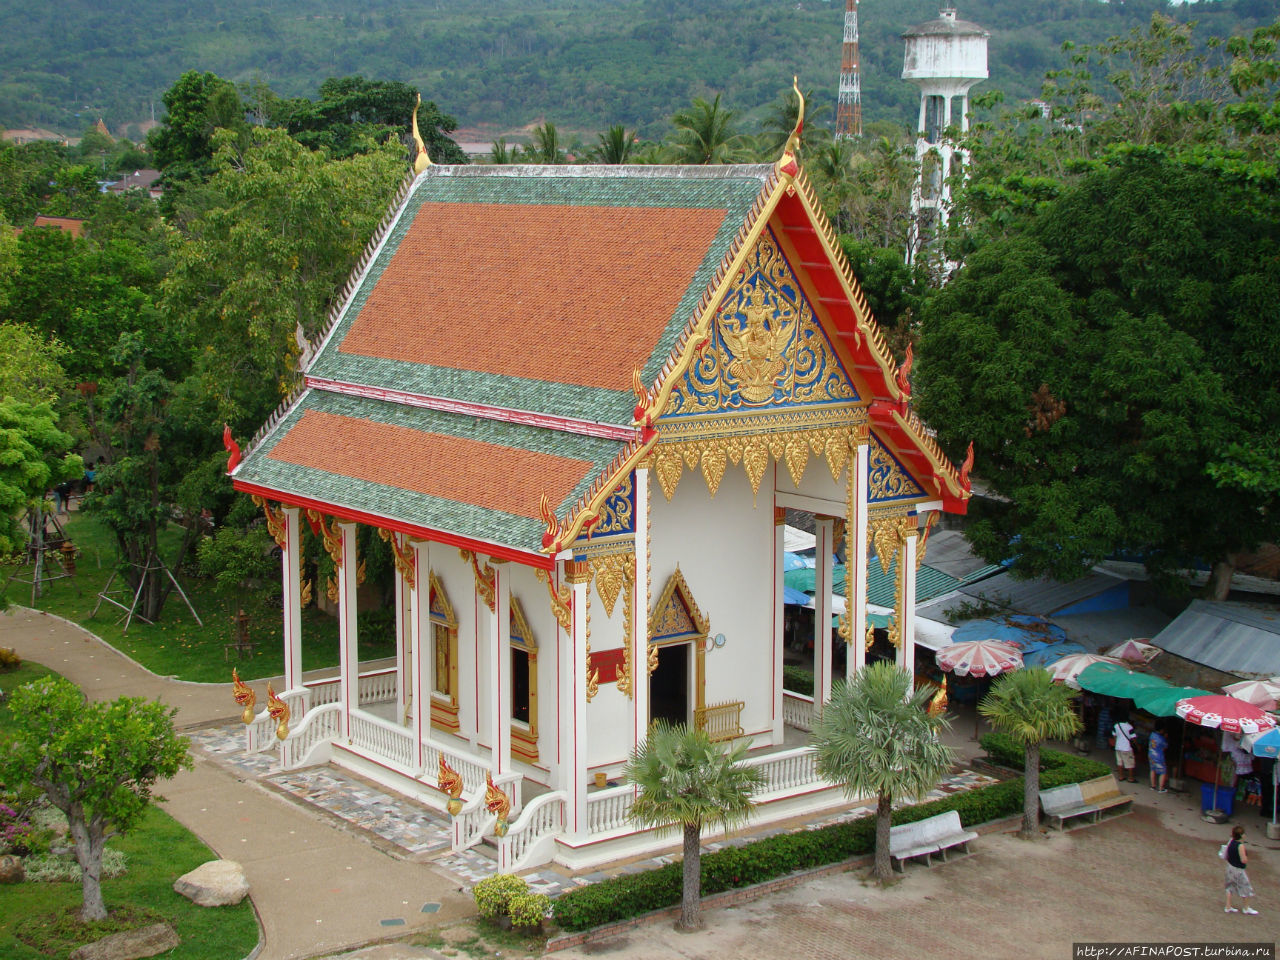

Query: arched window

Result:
[428,571,460,733]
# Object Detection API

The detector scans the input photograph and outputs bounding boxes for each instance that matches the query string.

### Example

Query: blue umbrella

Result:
[1247,728,1280,826]
[951,614,1067,648]
[783,586,811,606]
[783,552,813,571]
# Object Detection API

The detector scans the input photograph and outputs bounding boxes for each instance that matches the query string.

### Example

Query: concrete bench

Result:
[1040,775,1132,830]
[889,810,979,871]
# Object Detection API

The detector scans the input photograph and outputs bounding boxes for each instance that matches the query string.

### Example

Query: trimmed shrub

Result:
[553,743,1105,932]
[0,647,21,670]
[782,665,814,697]
[508,890,551,928]
[473,873,528,919]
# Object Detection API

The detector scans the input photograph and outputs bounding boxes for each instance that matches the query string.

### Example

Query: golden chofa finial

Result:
[777,76,805,178]
[412,93,433,174]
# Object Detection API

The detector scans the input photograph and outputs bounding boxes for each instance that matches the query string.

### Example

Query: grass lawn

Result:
[5,511,396,683]
[0,665,260,960]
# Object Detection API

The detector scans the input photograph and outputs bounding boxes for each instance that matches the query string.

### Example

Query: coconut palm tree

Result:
[489,138,514,165]
[623,721,765,930]
[979,667,1082,839]
[759,84,833,158]
[525,122,566,164]
[810,661,954,881]
[667,94,746,164]
[593,124,637,164]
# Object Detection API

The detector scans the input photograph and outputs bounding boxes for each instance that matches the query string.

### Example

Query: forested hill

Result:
[1,0,1273,140]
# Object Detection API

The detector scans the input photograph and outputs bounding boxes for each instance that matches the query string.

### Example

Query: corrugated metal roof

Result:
[955,569,1127,616]
[1152,600,1280,678]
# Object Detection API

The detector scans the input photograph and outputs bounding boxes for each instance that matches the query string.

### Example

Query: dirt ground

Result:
[552,805,1278,960]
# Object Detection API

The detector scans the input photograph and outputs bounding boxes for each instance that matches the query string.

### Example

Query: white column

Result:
[336,521,359,740]
[394,551,409,724]
[632,468,650,754]
[561,561,590,841]
[849,439,870,680]
[281,507,304,695]
[490,559,512,776]
[813,517,834,706]
[898,522,918,684]
[411,540,431,769]
[772,505,786,743]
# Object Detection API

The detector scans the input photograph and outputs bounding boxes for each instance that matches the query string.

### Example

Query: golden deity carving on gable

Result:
[666,229,857,416]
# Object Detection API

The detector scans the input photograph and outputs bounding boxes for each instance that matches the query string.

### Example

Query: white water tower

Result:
[902,7,988,262]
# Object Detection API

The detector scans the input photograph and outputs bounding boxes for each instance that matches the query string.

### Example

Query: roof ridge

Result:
[422,163,776,181]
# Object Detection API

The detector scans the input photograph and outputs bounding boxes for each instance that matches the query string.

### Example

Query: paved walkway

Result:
[0,607,471,960]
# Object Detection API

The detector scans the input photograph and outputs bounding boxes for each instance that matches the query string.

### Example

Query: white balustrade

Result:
[356,668,398,704]
[782,690,815,732]
[306,677,340,706]
[279,702,341,769]
[586,784,636,837]
[497,791,566,872]
[744,746,825,800]
[420,743,489,797]
[349,710,416,770]
[245,688,309,753]
[450,771,522,853]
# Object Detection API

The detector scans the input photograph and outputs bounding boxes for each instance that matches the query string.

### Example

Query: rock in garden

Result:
[173,859,249,906]
[69,922,179,960]
[0,854,23,883]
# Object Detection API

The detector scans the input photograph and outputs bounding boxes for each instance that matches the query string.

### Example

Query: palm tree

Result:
[593,124,637,164]
[667,94,745,164]
[526,121,566,164]
[489,138,514,165]
[979,668,1082,839]
[623,721,765,930]
[759,84,833,157]
[810,662,954,881]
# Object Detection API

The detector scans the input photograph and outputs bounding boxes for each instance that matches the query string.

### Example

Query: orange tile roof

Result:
[267,409,596,520]
[29,215,85,238]
[339,202,728,392]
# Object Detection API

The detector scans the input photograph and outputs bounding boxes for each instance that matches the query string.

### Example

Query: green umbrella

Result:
[1133,684,1210,717]
[1076,662,1167,699]
[783,565,847,595]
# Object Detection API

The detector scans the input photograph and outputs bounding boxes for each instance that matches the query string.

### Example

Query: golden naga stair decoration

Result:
[484,772,511,837]
[438,756,464,816]
[232,668,256,724]
[266,681,291,740]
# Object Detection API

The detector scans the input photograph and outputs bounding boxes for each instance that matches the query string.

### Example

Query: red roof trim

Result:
[231,479,555,569]
[305,376,636,441]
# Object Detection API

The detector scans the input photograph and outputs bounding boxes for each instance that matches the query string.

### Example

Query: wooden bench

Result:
[889,810,979,871]
[1040,775,1132,830]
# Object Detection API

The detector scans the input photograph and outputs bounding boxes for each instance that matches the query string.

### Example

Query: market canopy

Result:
[1132,684,1210,717]
[1075,662,1167,699]
[951,614,1067,648]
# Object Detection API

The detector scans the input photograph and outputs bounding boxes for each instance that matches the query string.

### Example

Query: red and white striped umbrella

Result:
[1046,652,1123,689]
[1221,678,1280,712]
[936,640,1023,678]
[1105,639,1161,663]
[1176,694,1278,736]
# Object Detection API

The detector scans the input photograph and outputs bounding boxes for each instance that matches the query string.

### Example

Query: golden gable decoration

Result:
[648,566,709,675]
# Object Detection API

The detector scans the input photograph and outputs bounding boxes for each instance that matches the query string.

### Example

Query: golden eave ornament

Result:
[412,94,433,174]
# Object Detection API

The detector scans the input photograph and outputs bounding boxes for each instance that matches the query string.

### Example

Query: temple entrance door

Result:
[649,642,689,727]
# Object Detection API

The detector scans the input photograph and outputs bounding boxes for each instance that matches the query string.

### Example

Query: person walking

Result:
[1148,723,1168,793]
[1224,824,1259,914]
[1113,716,1138,783]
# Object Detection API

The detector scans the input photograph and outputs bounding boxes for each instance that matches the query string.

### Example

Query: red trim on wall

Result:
[592,647,626,685]
[231,479,555,569]
[307,376,637,441]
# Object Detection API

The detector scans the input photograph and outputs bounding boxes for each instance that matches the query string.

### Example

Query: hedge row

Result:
[552,741,1110,932]
[782,665,814,697]
[979,732,1111,788]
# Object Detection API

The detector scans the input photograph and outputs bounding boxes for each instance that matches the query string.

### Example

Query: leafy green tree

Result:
[667,95,746,164]
[522,122,567,164]
[838,237,932,358]
[0,323,68,404]
[148,70,247,191]
[979,669,1081,838]
[592,124,638,164]
[623,721,764,930]
[0,676,191,921]
[916,149,1280,595]
[162,126,405,432]
[810,661,954,881]
[0,399,80,558]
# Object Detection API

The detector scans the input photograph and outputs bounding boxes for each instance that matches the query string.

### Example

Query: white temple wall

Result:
[774,454,847,507]
[649,463,776,738]
[581,577,631,772]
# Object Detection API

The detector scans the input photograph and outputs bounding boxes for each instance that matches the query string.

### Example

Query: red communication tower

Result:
[835,0,862,139]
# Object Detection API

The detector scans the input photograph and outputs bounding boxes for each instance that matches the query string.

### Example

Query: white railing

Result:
[279,702,341,769]
[586,784,635,837]
[497,790,566,872]
[420,743,489,798]
[451,771,522,853]
[745,745,826,800]
[349,710,416,770]
[782,690,815,732]
[305,667,398,708]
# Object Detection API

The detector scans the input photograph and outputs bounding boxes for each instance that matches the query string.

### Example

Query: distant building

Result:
[1,127,70,146]
[105,169,163,199]
[14,215,86,239]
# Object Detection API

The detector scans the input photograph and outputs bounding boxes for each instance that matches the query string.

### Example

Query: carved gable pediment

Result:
[649,566,710,643]
[665,227,858,418]
[868,434,925,504]
[428,571,457,628]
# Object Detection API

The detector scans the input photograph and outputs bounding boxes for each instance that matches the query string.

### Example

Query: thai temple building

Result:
[227,99,972,872]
